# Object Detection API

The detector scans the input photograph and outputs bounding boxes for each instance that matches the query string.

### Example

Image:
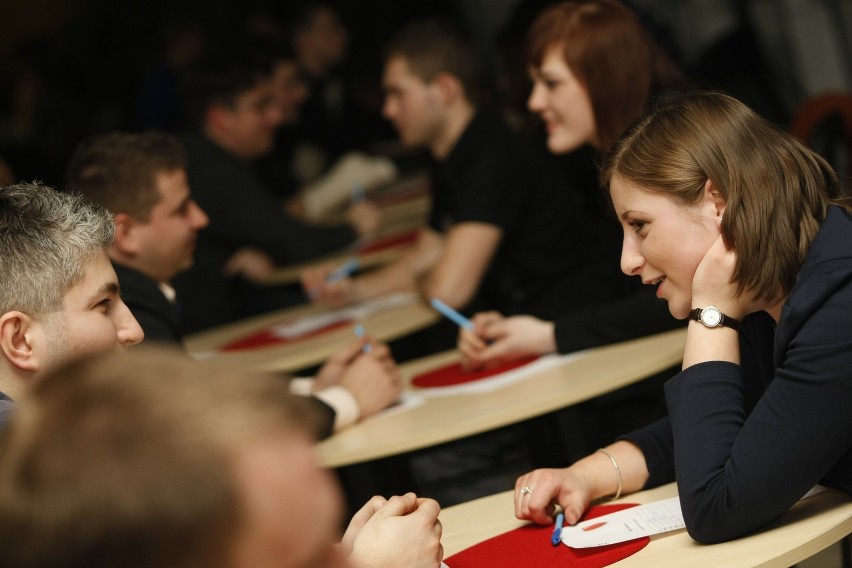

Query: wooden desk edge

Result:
[317,329,687,467]
[185,302,439,374]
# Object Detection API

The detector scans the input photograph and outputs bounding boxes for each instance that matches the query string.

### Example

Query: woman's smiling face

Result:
[610,176,724,318]
[527,45,598,154]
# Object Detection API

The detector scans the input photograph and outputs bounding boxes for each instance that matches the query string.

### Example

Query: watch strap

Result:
[689,307,740,330]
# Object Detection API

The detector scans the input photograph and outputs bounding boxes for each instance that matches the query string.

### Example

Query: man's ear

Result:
[433,72,463,106]
[205,104,232,133]
[113,212,141,256]
[0,311,41,373]
[703,178,727,219]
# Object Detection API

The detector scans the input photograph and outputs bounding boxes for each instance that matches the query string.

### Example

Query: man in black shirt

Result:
[304,21,627,320]
[175,48,382,332]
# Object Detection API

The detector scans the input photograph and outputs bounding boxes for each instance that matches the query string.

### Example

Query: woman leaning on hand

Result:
[515,91,852,544]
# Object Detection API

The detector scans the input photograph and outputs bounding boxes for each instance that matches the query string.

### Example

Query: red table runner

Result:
[219,319,351,351]
[444,503,649,568]
[411,356,539,388]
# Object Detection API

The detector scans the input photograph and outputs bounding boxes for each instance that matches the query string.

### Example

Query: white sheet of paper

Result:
[271,312,344,339]
[270,292,418,339]
[562,485,827,549]
[372,391,425,419]
[414,351,587,397]
[562,497,684,548]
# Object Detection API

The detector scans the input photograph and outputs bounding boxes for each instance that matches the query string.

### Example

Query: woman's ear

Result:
[704,178,727,219]
[0,311,41,373]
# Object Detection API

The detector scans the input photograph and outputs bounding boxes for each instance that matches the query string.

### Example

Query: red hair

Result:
[526,0,683,152]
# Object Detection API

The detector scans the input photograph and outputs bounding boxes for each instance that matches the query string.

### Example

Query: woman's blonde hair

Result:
[603,91,844,302]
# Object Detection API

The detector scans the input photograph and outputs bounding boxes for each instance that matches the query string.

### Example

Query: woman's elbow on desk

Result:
[679,493,779,544]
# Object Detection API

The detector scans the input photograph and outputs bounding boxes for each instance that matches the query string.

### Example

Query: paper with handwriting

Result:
[563,485,826,548]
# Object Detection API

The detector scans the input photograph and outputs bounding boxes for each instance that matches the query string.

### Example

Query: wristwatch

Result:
[689,306,740,330]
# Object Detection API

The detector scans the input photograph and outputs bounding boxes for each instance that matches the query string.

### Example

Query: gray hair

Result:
[0,182,115,315]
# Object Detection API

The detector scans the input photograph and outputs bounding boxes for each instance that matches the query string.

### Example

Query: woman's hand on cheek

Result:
[691,235,745,318]
[693,235,772,318]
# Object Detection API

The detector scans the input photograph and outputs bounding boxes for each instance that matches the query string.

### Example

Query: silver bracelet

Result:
[596,448,623,500]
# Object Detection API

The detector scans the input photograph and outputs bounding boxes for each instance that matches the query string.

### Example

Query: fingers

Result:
[300,262,355,304]
[560,495,587,527]
[515,469,591,526]
[412,497,441,520]
[311,279,353,306]
[340,355,402,416]
[372,492,418,520]
[514,471,560,525]
[361,344,400,381]
[411,498,443,561]
[300,266,331,300]
[367,340,393,362]
[316,337,392,390]
[355,495,389,520]
[223,248,274,281]
[471,311,503,331]
[458,327,487,370]
[476,338,511,368]
[341,495,388,555]
[459,312,503,370]
[332,339,366,365]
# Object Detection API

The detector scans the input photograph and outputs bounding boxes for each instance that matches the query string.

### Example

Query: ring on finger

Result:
[520,486,534,495]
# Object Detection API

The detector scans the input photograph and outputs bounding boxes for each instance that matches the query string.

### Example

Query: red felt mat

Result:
[358,230,419,254]
[219,319,351,351]
[444,503,648,568]
[410,356,539,388]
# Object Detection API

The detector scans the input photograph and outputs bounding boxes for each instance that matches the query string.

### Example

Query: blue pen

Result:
[353,323,372,353]
[551,511,565,547]
[429,298,475,331]
[308,258,360,300]
[326,258,360,284]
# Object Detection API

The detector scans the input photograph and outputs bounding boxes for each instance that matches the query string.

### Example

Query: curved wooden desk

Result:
[440,482,852,567]
[185,295,439,374]
[316,329,686,468]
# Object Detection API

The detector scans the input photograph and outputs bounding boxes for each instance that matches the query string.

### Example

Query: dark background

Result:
[1,0,849,188]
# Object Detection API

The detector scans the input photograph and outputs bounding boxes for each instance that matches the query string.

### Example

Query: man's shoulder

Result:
[180,132,242,173]
[111,262,170,308]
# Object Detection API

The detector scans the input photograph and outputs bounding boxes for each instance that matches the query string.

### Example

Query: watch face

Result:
[701,307,722,327]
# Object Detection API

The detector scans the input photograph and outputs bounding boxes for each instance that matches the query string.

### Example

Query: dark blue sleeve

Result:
[620,415,676,488]
[665,278,852,543]
[188,148,356,264]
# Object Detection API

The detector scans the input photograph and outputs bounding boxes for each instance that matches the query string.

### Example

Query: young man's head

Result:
[289,2,349,78]
[0,183,143,398]
[183,49,284,160]
[268,44,310,125]
[245,34,310,126]
[382,20,483,155]
[0,348,347,568]
[67,131,208,283]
